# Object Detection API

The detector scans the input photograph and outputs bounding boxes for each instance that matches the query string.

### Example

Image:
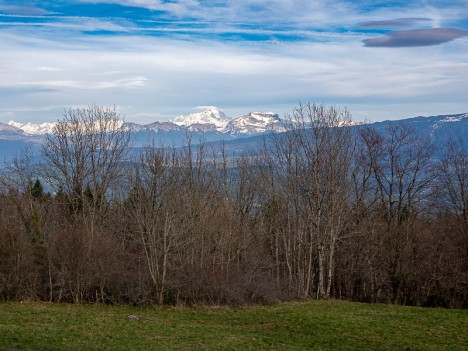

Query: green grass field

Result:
[0,300,466,350]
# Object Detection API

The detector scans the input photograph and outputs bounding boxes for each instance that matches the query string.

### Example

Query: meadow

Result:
[0,300,466,350]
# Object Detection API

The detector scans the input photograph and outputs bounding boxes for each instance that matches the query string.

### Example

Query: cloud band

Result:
[363,28,468,47]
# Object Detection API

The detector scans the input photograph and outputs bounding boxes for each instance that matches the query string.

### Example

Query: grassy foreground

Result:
[0,300,466,350]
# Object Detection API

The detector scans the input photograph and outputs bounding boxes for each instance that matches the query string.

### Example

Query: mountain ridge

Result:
[1,111,466,162]
[5,107,285,137]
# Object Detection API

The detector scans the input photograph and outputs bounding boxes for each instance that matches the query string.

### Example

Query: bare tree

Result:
[42,105,130,232]
[360,123,437,226]
[359,122,438,303]
[437,138,467,295]
[439,138,467,223]
[260,103,357,298]
[124,144,190,304]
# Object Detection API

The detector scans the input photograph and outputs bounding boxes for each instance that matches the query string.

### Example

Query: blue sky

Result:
[0,0,467,123]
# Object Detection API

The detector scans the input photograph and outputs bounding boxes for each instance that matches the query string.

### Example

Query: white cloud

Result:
[1,29,467,124]
[0,16,131,33]
[194,106,220,111]
[16,76,148,90]
[37,66,64,72]
[0,1,467,123]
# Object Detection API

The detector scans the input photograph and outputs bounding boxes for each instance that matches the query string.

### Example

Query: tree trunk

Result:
[317,241,325,298]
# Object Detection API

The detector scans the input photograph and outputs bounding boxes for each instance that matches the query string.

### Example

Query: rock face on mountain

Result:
[170,108,287,135]
[113,107,288,146]
[172,108,230,132]
[225,112,286,135]
[125,121,182,133]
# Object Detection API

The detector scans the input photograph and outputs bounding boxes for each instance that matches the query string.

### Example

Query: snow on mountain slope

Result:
[0,122,25,135]
[172,107,231,131]
[145,121,182,132]
[225,112,285,135]
[10,119,128,135]
[8,120,56,135]
[1,111,466,163]
[125,121,182,132]
[171,108,285,134]
[432,113,468,128]
[123,122,146,132]
[5,108,284,136]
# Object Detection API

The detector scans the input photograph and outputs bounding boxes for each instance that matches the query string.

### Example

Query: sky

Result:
[0,0,467,124]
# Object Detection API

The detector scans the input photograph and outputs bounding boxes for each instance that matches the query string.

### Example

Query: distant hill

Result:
[206,112,468,156]
[370,113,467,150]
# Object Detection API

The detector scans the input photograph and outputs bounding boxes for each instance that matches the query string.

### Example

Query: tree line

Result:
[0,104,466,307]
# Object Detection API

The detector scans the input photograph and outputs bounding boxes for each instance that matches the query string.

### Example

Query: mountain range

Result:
[0,108,466,162]
[3,107,284,136]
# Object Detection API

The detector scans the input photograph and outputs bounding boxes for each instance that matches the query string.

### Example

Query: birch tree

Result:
[263,103,357,298]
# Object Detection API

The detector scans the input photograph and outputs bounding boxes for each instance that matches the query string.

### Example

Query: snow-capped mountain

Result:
[2,110,465,163]
[225,112,285,135]
[172,107,231,131]
[432,113,468,130]
[8,120,56,135]
[170,108,287,135]
[7,107,283,137]
[366,112,467,153]
[125,121,182,133]
[0,122,25,135]
[0,122,43,161]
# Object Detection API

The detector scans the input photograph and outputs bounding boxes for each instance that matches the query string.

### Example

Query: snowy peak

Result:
[0,122,25,135]
[4,108,286,137]
[171,108,285,134]
[172,107,231,131]
[226,112,285,135]
[126,109,285,136]
[145,121,182,132]
[8,120,56,135]
[124,121,181,133]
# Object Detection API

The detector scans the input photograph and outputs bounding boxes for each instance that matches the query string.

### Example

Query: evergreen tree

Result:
[31,179,45,200]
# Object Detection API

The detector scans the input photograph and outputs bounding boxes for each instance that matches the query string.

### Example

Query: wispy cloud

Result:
[76,0,200,16]
[358,18,432,29]
[194,105,219,110]
[16,76,148,90]
[0,4,51,16]
[37,66,64,72]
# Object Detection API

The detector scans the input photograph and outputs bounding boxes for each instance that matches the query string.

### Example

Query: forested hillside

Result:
[0,104,466,307]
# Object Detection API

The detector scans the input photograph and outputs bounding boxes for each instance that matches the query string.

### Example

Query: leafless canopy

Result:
[42,105,130,225]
